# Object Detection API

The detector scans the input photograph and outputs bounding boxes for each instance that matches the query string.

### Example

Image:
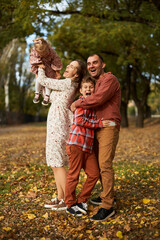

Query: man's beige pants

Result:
[96,126,119,209]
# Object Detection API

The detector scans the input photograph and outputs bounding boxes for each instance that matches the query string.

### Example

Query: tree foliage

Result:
[48,0,160,127]
[0,0,160,126]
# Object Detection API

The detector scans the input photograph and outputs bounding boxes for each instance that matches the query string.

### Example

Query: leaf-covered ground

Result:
[0,119,160,240]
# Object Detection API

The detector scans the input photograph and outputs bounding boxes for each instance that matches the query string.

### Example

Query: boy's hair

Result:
[80,75,95,88]
[33,37,51,56]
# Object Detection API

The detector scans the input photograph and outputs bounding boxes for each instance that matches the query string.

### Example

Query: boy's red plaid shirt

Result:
[67,106,103,153]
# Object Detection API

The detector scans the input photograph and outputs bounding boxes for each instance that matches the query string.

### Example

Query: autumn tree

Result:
[0,0,160,126]
[0,39,35,123]
[48,0,160,127]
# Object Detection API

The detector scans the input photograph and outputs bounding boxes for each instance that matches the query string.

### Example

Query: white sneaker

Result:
[76,202,88,214]
[44,197,60,208]
[66,204,82,217]
[52,199,67,211]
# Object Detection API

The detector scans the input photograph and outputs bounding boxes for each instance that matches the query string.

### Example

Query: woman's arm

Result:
[37,68,71,91]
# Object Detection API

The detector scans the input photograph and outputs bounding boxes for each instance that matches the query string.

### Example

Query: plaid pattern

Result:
[67,106,103,153]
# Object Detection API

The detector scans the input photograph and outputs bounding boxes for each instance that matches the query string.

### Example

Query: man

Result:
[71,54,121,221]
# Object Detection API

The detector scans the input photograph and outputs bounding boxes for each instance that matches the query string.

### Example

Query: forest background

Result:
[0,0,160,128]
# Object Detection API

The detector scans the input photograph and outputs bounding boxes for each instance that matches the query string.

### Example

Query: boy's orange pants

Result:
[65,145,100,208]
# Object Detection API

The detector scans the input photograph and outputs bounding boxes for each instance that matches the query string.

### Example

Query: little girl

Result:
[29,37,63,106]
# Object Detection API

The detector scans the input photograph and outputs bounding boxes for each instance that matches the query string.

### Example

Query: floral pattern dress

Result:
[38,68,78,167]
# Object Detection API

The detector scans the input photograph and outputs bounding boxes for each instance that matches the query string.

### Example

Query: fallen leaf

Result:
[124,224,131,232]
[26,191,37,198]
[0,216,4,221]
[2,227,12,231]
[143,198,150,204]
[27,214,36,220]
[116,231,123,239]
[43,212,48,219]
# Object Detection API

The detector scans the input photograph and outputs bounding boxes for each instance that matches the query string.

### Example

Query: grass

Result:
[0,119,160,239]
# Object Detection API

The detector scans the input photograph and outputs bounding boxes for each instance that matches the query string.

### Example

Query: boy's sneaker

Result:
[66,204,82,217]
[44,197,60,209]
[76,202,88,214]
[90,207,115,222]
[52,199,67,211]
[90,196,102,205]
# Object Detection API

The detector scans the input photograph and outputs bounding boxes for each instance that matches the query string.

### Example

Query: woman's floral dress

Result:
[37,68,78,167]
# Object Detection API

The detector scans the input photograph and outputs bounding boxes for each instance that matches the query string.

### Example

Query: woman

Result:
[37,60,87,210]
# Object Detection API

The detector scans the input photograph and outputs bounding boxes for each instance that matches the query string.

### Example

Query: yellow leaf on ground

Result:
[143,198,150,204]
[44,225,50,231]
[52,193,57,198]
[135,206,142,209]
[147,206,155,210]
[33,186,38,192]
[86,230,92,234]
[2,227,12,231]
[43,212,48,219]
[116,231,123,239]
[99,238,109,240]
[27,214,36,220]
[0,216,4,221]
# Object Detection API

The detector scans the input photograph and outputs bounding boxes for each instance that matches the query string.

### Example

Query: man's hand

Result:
[70,102,76,112]
[102,120,110,127]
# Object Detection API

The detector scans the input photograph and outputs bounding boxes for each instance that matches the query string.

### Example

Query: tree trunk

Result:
[145,104,151,119]
[131,66,151,128]
[136,105,144,128]
[0,39,18,114]
[120,64,132,128]
[120,101,128,127]
[4,71,10,112]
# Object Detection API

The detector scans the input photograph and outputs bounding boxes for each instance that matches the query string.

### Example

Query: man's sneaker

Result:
[90,196,116,206]
[66,204,82,217]
[77,202,88,215]
[52,199,67,211]
[90,196,102,205]
[44,197,60,208]
[90,207,115,222]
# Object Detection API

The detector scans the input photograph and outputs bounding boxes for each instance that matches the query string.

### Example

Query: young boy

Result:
[58,76,108,216]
